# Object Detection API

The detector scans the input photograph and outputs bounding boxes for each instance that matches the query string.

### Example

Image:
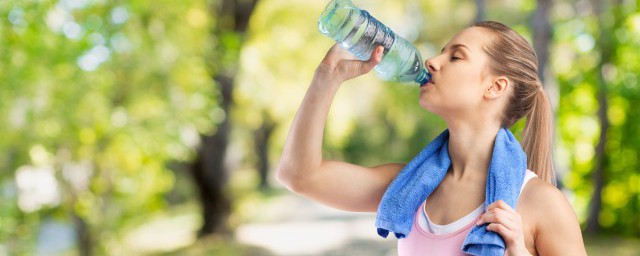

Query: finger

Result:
[487,200,516,214]
[486,223,513,239]
[477,208,516,227]
[370,45,384,59]
[360,46,384,72]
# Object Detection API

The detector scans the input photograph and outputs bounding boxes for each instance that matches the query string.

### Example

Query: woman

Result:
[276,21,587,255]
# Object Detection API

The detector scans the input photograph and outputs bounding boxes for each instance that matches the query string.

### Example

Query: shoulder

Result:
[520,177,569,213]
[520,177,588,255]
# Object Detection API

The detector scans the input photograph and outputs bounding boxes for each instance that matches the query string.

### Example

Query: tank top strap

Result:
[520,169,538,194]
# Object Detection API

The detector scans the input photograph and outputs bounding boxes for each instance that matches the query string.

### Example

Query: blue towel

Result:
[375,128,526,256]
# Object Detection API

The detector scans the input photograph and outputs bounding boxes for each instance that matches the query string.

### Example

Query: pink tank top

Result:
[397,170,538,256]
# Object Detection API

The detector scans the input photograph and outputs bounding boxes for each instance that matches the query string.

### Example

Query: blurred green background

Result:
[0,0,638,255]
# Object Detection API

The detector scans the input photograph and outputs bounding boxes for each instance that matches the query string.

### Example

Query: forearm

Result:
[277,70,340,183]
[277,44,382,187]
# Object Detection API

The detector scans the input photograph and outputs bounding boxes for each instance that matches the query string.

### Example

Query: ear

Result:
[484,76,510,99]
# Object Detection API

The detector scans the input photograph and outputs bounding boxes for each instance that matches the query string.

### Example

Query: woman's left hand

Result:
[476,200,531,256]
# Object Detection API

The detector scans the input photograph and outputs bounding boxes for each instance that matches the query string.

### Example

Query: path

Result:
[234,188,398,256]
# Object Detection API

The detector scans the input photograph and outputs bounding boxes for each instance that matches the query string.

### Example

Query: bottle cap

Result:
[416,69,431,86]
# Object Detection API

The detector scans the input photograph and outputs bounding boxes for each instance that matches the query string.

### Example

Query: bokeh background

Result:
[1,0,639,255]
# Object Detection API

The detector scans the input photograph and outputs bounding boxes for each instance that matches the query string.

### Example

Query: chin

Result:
[420,96,450,117]
[419,98,438,114]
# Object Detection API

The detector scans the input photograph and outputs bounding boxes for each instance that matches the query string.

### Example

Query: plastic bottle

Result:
[318,0,431,85]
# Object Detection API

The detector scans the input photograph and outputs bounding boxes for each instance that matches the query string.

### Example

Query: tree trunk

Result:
[191,74,234,237]
[190,0,259,238]
[585,0,612,234]
[56,158,94,256]
[474,0,485,22]
[72,213,91,256]
[585,89,608,233]
[254,114,276,191]
[532,0,563,189]
[532,0,551,83]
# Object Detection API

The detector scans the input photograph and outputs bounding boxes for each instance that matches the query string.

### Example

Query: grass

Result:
[584,233,640,256]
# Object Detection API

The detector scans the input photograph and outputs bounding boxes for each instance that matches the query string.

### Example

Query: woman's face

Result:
[419,27,497,119]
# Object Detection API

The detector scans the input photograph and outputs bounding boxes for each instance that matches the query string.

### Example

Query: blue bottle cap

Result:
[416,69,431,86]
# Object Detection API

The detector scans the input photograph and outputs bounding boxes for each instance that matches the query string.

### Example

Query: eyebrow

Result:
[441,44,471,54]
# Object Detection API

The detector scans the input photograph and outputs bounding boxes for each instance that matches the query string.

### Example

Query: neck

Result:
[445,119,502,181]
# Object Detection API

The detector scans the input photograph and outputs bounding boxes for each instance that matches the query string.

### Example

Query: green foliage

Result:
[0,0,214,253]
[553,1,640,236]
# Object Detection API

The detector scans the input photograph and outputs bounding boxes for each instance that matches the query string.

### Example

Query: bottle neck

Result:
[416,69,431,86]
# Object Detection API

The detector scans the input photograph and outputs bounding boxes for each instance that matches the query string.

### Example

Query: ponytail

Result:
[521,87,556,186]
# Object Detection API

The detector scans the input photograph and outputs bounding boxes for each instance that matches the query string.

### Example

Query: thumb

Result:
[359,46,383,73]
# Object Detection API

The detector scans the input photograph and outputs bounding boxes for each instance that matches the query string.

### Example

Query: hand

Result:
[476,200,531,256]
[314,44,383,84]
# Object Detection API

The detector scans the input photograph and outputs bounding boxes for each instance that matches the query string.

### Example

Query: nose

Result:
[425,57,439,73]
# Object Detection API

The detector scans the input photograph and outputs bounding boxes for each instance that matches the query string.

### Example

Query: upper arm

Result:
[281,160,404,213]
[529,180,588,256]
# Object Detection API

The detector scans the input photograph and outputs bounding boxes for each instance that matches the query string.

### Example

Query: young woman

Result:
[276,21,587,255]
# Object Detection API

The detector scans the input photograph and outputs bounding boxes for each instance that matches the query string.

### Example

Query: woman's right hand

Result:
[314,44,384,84]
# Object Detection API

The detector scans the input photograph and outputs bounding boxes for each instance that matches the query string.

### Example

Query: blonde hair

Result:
[471,21,556,186]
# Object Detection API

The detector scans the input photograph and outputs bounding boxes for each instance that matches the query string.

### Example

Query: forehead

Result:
[443,27,493,54]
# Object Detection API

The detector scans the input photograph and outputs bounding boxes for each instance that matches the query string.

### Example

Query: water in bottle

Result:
[318,0,431,85]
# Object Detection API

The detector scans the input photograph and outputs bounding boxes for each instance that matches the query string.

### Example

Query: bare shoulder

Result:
[520,177,588,255]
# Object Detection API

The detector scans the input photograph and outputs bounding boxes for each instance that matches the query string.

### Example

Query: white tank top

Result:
[418,169,538,235]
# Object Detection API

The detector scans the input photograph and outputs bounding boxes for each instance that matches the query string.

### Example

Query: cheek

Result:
[420,69,485,112]
[449,70,485,99]
[439,82,484,110]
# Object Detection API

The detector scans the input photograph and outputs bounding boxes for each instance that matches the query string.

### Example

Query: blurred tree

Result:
[533,0,552,84]
[190,0,259,237]
[532,0,563,188]
[254,112,276,191]
[475,0,486,22]
[585,0,615,234]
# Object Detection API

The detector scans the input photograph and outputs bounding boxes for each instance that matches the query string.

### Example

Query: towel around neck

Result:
[375,128,527,256]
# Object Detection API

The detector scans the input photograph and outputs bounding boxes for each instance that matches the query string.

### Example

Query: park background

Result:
[0,0,639,255]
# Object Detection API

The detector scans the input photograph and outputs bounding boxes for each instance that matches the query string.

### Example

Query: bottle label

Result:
[344,10,395,60]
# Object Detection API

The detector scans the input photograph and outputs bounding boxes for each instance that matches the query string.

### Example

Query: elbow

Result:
[275,162,295,189]
[275,163,309,193]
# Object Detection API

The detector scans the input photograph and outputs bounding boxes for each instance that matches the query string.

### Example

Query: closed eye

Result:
[451,56,461,61]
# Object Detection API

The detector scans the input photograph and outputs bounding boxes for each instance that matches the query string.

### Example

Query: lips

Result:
[421,79,435,87]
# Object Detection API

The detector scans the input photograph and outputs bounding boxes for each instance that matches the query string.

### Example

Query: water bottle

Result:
[318,0,431,85]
